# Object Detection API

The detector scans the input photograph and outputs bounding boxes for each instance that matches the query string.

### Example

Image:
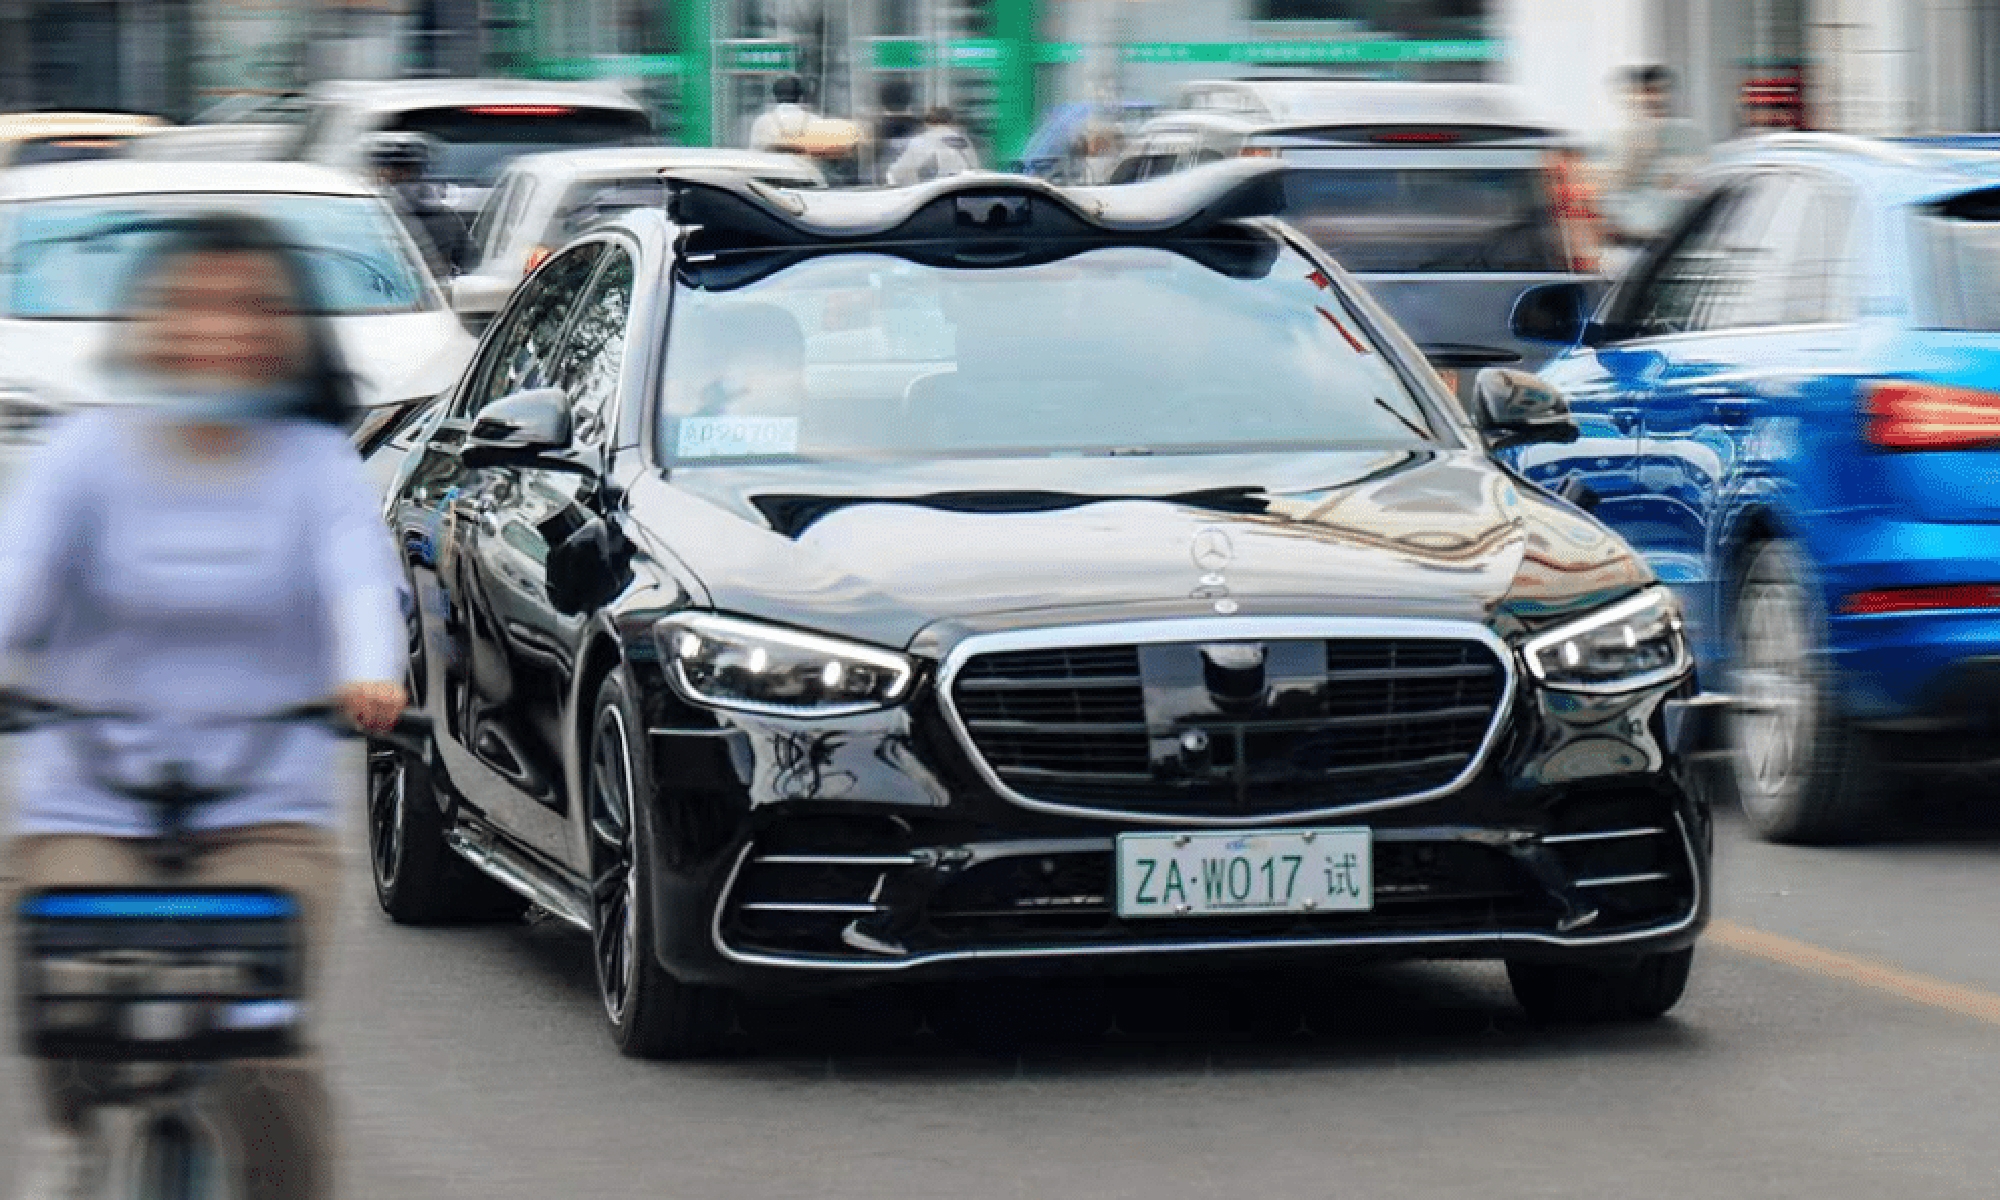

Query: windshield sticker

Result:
[677,416,800,458]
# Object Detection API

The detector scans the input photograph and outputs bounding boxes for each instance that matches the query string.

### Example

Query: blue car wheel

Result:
[1730,538,1889,843]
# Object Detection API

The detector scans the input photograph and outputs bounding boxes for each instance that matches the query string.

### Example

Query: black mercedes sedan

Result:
[369,160,1719,1057]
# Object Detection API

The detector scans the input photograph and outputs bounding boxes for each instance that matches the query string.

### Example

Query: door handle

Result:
[1612,409,1641,434]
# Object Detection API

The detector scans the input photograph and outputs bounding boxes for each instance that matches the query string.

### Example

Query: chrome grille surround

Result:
[936,616,1517,827]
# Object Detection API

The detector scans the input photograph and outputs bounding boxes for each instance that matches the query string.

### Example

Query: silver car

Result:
[1114,79,1601,380]
[449,146,827,328]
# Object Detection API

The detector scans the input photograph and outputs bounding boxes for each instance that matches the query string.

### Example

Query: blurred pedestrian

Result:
[1074,119,1126,184]
[1549,143,1603,273]
[1605,65,1700,261]
[873,77,922,182]
[886,106,979,187]
[366,130,469,274]
[2,212,404,1200]
[750,74,820,154]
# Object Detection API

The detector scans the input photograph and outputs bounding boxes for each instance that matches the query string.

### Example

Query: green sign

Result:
[718,40,797,74]
[870,38,1005,71]
[530,54,682,80]
[1120,38,1501,65]
[886,38,1498,70]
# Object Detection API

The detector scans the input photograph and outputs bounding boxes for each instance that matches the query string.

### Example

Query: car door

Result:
[411,243,604,845]
[1632,170,1860,674]
[1513,186,1749,530]
[454,242,637,868]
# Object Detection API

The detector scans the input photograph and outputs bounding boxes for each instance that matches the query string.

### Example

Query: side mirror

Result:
[1509,281,1592,346]
[462,388,572,467]
[1474,368,1579,451]
[448,273,512,320]
[547,517,632,615]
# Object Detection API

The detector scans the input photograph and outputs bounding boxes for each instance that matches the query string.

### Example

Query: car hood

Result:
[0,309,473,412]
[632,449,1653,651]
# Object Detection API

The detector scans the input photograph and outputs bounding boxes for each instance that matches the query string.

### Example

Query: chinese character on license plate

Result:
[1115,828,1373,918]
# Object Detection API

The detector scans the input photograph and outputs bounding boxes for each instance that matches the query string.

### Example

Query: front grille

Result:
[950,636,1507,818]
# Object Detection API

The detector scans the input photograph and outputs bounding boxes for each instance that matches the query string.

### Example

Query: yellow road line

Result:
[1709,918,2000,1027]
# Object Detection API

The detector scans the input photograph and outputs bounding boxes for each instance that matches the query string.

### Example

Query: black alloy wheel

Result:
[367,730,525,925]
[588,671,733,1058]
[1506,947,1694,1023]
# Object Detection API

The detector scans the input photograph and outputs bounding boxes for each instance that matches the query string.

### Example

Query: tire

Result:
[588,671,733,1059]
[1506,947,1694,1023]
[367,737,526,925]
[136,1114,201,1200]
[1728,537,1888,844]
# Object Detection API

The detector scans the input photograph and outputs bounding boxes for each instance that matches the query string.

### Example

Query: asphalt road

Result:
[7,755,2000,1198]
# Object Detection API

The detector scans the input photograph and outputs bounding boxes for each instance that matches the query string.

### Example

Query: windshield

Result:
[1282,166,1566,273]
[1,193,433,319]
[659,240,1439,464]
[390,107,653,187]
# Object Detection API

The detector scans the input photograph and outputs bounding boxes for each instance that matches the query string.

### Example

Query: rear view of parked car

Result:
[1511,132,2000,843]
[1112,80,1598,379]
[289,79,654,219]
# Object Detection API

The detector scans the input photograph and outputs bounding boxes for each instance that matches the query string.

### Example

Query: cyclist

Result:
[3,213,407,1200]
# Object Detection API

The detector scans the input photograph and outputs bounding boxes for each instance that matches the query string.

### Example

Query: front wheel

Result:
[588,671,733,1059]
[367,739,524,925]
[1506,947,1694,1023]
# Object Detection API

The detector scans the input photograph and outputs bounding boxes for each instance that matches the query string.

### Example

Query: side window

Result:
[498,179,539,258]
[551,248,636,443]
[457,244,604,417]
[1700,174,1797,330]
[1618,187,1747,339]
[1778,176,1861,325]
[466,176,513,268]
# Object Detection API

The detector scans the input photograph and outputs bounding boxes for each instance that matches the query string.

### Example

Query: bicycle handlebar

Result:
[0,693,433,819]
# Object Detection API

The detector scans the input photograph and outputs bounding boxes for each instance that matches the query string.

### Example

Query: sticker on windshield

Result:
[676,416,800,458]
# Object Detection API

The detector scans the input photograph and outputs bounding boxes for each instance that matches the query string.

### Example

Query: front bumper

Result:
[636,655,1712,990]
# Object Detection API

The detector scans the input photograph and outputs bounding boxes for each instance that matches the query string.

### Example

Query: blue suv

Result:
[1505,133,2000,843]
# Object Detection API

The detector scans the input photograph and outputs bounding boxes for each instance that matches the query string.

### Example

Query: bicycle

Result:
[6,695,428,1200]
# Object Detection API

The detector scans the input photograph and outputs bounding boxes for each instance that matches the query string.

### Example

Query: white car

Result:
[288,78,654,220]
[448,146,826,327]
[0,160,475,451]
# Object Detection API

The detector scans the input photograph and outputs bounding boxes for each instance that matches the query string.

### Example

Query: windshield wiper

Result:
[1373,396,1431,441]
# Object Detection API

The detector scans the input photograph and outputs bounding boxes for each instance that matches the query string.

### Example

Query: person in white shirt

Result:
[749,74,818,152]
[886,106,979,187]
[3,212,406,1200]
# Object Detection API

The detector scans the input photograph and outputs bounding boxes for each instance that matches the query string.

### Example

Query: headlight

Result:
[1521,588,1689,693]
[654,613,916,717]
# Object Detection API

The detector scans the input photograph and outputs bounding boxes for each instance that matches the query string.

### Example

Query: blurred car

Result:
[0,111,167,168]
[0,160,474,449]
[1111,80,1600,381]
[365,161,1714,1058]
[1508,131,2000,843]
[450,146,826,328]
[126,90,312,162]
[287,78,654,219]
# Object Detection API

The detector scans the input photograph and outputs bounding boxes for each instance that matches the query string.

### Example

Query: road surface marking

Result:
[1710,918,2000,1027]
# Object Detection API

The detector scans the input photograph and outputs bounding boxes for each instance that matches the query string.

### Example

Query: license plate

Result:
[1115,828,1372,918]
